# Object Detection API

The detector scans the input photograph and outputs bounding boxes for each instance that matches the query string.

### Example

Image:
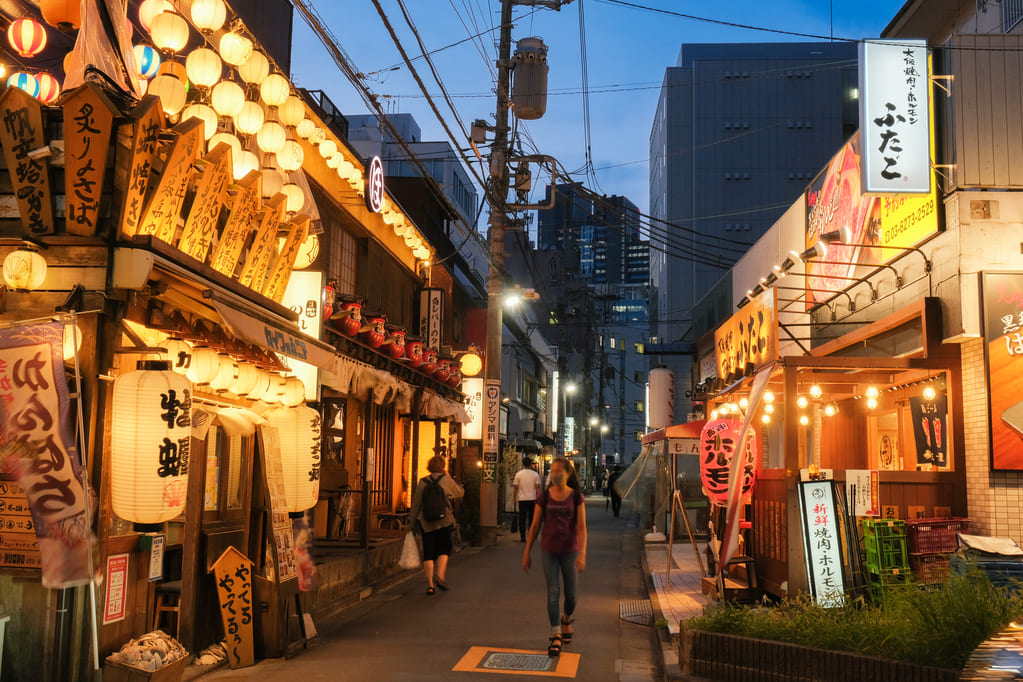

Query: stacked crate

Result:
[862,519,911,605]
[906,518,969,584]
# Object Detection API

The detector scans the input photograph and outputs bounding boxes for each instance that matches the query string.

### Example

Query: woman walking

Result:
[410,455,465,595]
[522,457,587,657]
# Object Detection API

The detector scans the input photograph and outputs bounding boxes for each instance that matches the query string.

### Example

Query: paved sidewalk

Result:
[644,542,709,636]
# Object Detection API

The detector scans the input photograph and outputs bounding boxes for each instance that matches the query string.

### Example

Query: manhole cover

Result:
[619,599,653,625]
[480,652,557,672]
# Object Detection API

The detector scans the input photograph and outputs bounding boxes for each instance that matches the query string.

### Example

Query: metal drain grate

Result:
[479,652,557,672]
[619,599,654,625]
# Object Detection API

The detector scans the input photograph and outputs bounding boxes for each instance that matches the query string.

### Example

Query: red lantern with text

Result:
[446,367,462,388]
[323,281,335,321]
[359,311,387,349]
[421,347,438,375]
[405,335,424,368]
[330,296,362,336]
[8,18,47,58]
[383,324,406,360]
[699,419,759,505]
[434,355,452,383]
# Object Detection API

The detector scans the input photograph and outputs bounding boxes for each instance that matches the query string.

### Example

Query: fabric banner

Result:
[908,395,948,469]
[0,322,91,588]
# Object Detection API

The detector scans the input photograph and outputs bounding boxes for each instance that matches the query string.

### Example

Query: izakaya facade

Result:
[684,0,1023,600]
[0,1,479,678]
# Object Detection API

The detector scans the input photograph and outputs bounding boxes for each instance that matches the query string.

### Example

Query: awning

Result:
[512,438,543,452]
[642,420,707,445]
[211,298,336,369]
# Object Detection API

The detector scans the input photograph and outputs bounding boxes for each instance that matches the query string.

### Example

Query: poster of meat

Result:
[981,273,1023,470]
[908,395,949,470]
[0,322,92,587]
[804,132,939,310]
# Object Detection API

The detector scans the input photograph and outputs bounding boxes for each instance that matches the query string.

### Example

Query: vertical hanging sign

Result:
[461,377,484,440]
[482,380,501,483]
[238,194,286,292]
[209,172,261,277]
[178,143,232,263]
[0,86,54,235]
[136,118,204,244]
[798,480,846,607]
[419,288,444,350]
[103,554,129,624]
[62,83,118,236]
[120,96,165,238]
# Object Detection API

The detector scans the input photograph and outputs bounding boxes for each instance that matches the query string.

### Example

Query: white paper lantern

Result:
[318,139,337,159]
[247,368,272,400]
[62,322,82,362]
[186,347,220,384]
[262,374,287,404]
[295,118,315,139]
[149,74,186,114]
[111,360,192,526]
[231,362,259,395]
[259,73,290,107]
[139,0,173,32]
[210,355,239,391]
[256,120,286,154]
[233,150,259,180]
[278,95,305,127]
[281,183,304,213]
[261,168,284,198]
[150,11,189,53]
[210,80,245,117]
[309,126,325,146]
[238,49,269,85]
[2,249,47,290]
[218,31,252,66]
[325,153,342,170]
[185,47,221,88]
[181,103,218,140]
[266,405,321,513]
[233,100,264,134]
[280,377,305,407]
[190,0,226,32]
[275,140,304,172]
[209,131,240,158]
[163,338,193,375]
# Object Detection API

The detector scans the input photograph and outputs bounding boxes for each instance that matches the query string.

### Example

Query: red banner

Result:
[0,322,91,588]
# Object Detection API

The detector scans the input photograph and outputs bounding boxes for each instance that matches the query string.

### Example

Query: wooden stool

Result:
[152,580,182,638]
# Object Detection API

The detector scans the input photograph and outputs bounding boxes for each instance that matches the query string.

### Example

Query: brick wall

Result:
[961,337,1023,542]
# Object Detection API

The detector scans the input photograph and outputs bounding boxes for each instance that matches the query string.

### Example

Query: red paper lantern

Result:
[405,336,424,368]
[446,367,462,388]
[699,419,759,505]
[329,296,362,337]
[359,312,387,349]
[8,18,47,58]
[383,324,406,360]
[421,348,438,375]
[36,72,61,104]
[434,356,452,383]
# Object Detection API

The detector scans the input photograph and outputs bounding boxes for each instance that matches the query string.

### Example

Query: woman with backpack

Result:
[410,455,465,595]
[522,457,587,657]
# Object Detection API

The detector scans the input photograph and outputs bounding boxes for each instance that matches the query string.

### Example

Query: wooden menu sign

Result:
[238,194,286,293]
[210,546,255,669]
[62,83,118,236]
[209,171,261,278]
[262,215,310,302]
[136,117,204,244]
[0,479,41,570]
[178,143,231,263]
[0,86,54,235]
[120,96,165,238]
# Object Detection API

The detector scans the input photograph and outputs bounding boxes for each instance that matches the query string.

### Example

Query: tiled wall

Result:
[961,337,1023,542]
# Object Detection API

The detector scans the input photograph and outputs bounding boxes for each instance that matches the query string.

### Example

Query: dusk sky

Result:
[288,1,904,223]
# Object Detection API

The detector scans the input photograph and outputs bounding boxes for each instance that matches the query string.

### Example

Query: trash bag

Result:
[398,532,421,570]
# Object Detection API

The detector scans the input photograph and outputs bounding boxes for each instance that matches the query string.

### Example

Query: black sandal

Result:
[547,635,562,657]
[561,616,574,644]
[436,579,448,591]
[426,587,435,596]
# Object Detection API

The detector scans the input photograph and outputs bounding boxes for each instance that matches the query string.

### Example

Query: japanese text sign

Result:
[981,272,1023,470]
[0,322,90,588]
[483,380,500,462]
[210,546,255,669]
[419,288,444,351]
[62,83,118,237]
[699,419,759,505]
[859,40,931,194]
[103,553,129,624]
[120,96,165,238]
[0,86,54,235]
[714,288,776,380]
[798,480,846,607]
[461,378,484,440]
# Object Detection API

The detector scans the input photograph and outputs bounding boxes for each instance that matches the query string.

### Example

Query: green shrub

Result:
[689,572,1023,670]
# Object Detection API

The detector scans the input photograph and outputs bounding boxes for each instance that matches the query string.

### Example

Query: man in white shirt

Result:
[512,458,542,542]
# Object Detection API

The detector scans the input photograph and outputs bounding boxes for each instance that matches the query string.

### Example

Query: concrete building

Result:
[649,41,859,421]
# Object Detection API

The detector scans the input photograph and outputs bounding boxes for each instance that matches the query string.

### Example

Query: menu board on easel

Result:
[0,478,41,570]
[258,427,298,583]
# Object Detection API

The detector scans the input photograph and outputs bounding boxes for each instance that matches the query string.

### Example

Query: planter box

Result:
[103,655,187,682]
[679,628,959,682]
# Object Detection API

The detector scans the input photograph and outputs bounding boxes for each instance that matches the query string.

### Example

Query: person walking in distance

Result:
[522,457,587,657]
[409,456,465,595]
[513,457,542,542]
[607,465,623,517]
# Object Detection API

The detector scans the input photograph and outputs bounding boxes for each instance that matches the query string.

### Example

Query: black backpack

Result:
[421,476,448,522]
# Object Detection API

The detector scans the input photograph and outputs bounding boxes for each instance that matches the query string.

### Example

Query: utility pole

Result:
[480,0,515,547]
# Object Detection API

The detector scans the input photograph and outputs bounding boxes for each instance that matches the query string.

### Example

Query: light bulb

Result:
[865,386,879,399]
[866,397,878,410]
[799,414,810,426]
[923,385,937,401]
[761,414,771,425]
[809,384,822,399]
[797,396,808,409]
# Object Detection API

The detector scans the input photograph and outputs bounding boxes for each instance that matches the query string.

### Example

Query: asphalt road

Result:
[199,496,657,681]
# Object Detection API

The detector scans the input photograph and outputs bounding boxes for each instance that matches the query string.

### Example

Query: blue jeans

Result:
[541,551,578,628]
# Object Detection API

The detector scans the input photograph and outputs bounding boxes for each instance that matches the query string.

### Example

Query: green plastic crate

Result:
[867,567,910,606]
[864,533,909,571]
